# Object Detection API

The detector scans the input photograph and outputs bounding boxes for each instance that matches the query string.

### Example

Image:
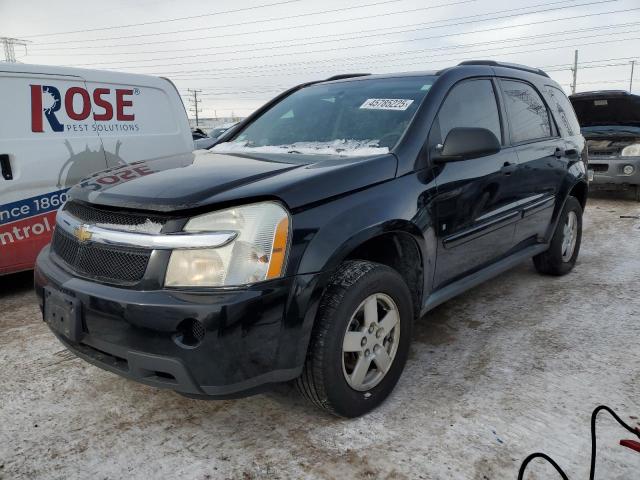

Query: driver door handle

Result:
[0,154,12,180]
[501,161,517,175]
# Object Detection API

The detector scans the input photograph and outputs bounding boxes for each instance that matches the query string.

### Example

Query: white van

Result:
[0,63,194,275]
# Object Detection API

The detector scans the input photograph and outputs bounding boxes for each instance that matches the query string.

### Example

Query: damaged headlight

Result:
[621,144,640,157]
[165,202,290,287]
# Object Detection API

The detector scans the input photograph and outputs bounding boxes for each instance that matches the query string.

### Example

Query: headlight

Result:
[165,202,290,287]
[621,144,640,156]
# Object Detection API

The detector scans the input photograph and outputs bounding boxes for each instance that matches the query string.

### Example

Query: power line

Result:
[164,33,640,84]
[29,0,478,56]
[30,0,604,53]
[22,0,302,38]
[167,24,640,86]
[29,0,483,52]
[31,0,417,45]
[168,37,640,81]
[70,5,640,74]
[69,12,640,69]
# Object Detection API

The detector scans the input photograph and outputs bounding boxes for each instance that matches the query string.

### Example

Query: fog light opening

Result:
[173,318,206,349]
[623,165,635,175]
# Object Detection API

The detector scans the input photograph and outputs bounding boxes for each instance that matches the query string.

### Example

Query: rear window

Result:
[215,76,436,156]
[545,86,581,136]
[501,80,552,143]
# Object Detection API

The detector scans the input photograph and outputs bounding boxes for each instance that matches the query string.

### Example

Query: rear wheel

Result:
[296,260,413,417]
[533,196,583,276]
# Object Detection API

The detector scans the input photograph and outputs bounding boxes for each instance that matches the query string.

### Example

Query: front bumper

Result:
[35,246,322,398]
[588,156,640,186]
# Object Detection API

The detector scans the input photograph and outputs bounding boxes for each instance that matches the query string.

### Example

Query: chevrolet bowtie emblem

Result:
[73,225,92,243]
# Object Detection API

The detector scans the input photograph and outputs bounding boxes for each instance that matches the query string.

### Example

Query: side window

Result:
[433,79,502,144]
[544,85,581,136]
[501,80,552,143]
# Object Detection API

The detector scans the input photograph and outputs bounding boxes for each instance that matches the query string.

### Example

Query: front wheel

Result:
[533,196,583,276]
[296,261,413,417]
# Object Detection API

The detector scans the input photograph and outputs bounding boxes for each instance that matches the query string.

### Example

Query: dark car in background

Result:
[570,90,640,201]
[35,61,587,417]
[194,123,239,150]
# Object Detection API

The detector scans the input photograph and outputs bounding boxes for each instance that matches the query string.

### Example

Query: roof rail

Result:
[458,60,550,78]
[324,73,371,81]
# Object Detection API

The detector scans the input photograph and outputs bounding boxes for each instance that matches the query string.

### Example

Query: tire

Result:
[296,260,413,418]
[533,196,583,276]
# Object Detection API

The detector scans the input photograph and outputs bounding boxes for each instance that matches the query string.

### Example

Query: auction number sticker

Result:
[360,98,414,111]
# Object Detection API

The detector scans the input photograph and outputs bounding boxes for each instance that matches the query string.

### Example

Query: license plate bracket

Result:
[44,287,82,342]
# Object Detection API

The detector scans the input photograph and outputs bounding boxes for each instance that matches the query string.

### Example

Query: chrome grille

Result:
[51,227,151,284]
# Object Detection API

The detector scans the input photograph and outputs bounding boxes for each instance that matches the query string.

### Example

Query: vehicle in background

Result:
[191,128,208,140]
[570,90,640,201]
[194,122,239,150]
[0,63,194,275]
[35,61,587,417]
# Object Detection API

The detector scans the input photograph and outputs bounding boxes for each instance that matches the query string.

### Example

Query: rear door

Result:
[431,78,521,288]
[498,79,566,245]
[0,69,106,274]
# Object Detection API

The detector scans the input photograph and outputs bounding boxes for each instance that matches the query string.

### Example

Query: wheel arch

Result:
[569,180,588,210]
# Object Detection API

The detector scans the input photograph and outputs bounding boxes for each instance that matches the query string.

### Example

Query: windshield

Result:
[212,76,436,156]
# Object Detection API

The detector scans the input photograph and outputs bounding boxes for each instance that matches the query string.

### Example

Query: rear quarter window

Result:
[544,85,581,136]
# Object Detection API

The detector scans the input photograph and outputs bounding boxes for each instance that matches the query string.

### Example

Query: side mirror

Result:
[434,127,501,162]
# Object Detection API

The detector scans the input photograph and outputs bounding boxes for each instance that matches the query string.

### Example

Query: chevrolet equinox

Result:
[35,61,588,417]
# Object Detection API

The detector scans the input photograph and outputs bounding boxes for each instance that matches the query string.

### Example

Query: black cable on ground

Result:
[517,405,640,480]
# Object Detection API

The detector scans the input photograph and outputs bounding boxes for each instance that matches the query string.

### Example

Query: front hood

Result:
[68,150,397,212]
[570,91,640,128]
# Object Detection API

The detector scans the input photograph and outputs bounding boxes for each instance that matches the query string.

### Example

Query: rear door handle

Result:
[501,161,517,175]
[0,154,12,180]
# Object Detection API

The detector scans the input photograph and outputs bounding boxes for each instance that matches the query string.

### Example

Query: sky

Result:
[1,0,639,119]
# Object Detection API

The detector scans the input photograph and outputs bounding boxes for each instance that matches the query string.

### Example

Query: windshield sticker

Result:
[360,98,414,111]
[594,99,608,106]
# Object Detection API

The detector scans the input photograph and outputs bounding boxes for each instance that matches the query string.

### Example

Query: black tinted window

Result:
[434,79,501,144]
[545,85,581,136]
[501,80,552,143]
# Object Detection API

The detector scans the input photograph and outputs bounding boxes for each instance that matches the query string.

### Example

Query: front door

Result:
[431,78,521,289]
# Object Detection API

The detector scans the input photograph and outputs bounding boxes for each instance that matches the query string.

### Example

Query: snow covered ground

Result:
[1,196,639,479]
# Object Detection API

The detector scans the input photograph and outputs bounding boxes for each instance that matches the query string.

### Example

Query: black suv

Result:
[35,61,587,417]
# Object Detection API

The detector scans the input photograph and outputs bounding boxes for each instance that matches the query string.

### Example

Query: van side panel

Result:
[0,65,194,275]
[81,74,194,165]
[0,72,106,275]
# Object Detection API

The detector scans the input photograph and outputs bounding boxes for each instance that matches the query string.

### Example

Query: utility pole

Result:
[570,49,579,94]
[187,89,202,127]
[630,60,636,93]
[1,37,29,63]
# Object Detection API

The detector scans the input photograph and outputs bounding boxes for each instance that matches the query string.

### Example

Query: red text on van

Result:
[31,85,136,133]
